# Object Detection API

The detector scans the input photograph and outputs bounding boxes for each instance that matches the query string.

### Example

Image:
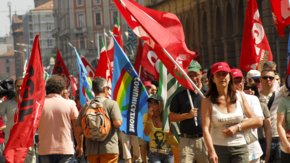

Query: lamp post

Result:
[16,43,31,61]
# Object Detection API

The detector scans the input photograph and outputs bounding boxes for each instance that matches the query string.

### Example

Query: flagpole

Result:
[162,48,205,98]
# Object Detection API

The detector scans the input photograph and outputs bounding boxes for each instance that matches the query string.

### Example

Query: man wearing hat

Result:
[169,60,209,163]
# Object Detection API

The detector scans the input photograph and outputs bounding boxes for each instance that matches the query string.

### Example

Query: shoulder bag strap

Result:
[267,92,275,111]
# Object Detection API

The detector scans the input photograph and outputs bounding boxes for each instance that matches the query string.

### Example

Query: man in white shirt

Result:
[231,68,264,163]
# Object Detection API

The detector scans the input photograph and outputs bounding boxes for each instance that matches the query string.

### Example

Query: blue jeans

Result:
[148,150,174,163]
[39,154,72,163]
[269,138,281,163]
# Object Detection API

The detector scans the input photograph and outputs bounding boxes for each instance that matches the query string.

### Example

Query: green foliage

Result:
[0,74,10,81]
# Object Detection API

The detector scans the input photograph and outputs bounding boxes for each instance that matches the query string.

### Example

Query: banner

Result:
[112,37,150,141]
[3,35,46,163]
[240,0,273,72]
[81,56,95,78]
[70,75,78,97]
[52,48,71,89]
[271,0,290,37]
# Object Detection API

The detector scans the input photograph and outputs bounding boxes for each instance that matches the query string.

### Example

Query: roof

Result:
[0,49,14,57]
[34,1,53,10]
[12,14,22,23]
[14,27,23,33]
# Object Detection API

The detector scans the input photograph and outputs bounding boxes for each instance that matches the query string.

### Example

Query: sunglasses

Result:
[148,100,159,105]
[106,86,110,90]
[261,76,275,80]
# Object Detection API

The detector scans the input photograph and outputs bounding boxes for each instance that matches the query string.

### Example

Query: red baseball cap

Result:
[211,62,231,75]
[231,68,244,78]
[143,81,151,87]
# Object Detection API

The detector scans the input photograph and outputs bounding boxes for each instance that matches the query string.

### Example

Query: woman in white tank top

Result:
[201,62,263,163]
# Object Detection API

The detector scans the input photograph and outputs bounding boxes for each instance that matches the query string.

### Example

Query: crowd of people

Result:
[0,60,290,163]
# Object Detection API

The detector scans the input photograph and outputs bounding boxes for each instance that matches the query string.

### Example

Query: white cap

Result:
[247,70,261,79]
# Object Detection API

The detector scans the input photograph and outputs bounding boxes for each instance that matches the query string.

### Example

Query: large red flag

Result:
[133,40,143,74]
[94,40,112,98]
[81,56,95,78]
[52,48,71,89]
[3,35,45,163]
[114,0,195,90]
[140,43,159,78]
[271,0,290,37]
[240,0,273,72]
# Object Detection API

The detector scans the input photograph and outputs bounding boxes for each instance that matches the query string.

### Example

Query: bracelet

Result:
[146,120,151,124]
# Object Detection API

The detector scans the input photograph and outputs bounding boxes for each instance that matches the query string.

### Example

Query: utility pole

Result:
[7,2,11,24]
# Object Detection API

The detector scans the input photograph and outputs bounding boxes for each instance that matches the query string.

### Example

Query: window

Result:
[95,12,102,26]
[47,39,52,47]
[6,67,10,73]
[79,36,86,49]
[95,33,103,50]
[112,11,119,25]
[94,0,101,4]
[77,0,83,6]
[6,59,9,64]
[77,14,85,27]
[29,24,33,30]
[30,33,33,38]
[46,23,51,30]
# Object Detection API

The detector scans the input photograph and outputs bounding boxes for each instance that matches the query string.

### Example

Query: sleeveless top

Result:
[211,92,246,146]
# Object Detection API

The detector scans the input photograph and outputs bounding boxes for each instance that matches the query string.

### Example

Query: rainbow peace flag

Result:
[74,48,94,106]
[112,37,150,141]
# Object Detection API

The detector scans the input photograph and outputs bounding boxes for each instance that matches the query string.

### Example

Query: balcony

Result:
[74,27,87,36]
[59,28,70,37]
[51,27,59,37]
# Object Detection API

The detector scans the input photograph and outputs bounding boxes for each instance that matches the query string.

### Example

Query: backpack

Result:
[81,99,111,141]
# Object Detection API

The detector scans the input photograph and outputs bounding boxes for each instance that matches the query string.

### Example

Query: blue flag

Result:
[111,37,150,141]
[74,48,94,106]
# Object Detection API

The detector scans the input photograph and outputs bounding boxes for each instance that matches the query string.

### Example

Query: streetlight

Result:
[14,50,24,55]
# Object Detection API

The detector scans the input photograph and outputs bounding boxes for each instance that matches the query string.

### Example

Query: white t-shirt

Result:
[243,92,264,161]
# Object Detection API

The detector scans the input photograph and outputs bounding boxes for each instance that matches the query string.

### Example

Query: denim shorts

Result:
[148,150,174,163]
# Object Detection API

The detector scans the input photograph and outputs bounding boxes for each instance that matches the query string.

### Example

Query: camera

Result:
[0,78,16,99]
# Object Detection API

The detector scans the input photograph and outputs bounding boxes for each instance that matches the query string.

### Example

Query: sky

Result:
[0,0,34,37]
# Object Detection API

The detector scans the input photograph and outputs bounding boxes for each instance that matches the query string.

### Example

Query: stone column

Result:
[232,34,243,68]
[212,39,224,63]
[221,37,236,66]
[200,42,209,68]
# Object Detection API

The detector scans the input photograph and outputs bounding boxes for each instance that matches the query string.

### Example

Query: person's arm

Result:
[169,110,197,122]
[222,93,263,136]
[0,125,6,131]
[113,119,123,128]
[263,117,272,163]
[201,98,218,163]
[144,109,153,136]
[277,113,290,153]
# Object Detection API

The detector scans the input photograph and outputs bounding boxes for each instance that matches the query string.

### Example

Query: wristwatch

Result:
[237,124,242,132]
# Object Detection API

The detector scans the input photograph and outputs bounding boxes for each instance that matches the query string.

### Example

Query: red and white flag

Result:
[194,45,200,63]
[107,17,123,71]
[94,40,112,98]
[240,0,273,72]
[114,0,195,90]
[133,41,158,82]
[3,35,45,163]
[81,56,95,78]
[52,48,71,89]
[271,0,290,37]
[70,75,78,97]
[140,43,159,79]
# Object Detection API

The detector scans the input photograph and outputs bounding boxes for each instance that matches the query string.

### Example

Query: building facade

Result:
[145,0,289,75]
[52,0,144,76]
[11,14,25,78]
[0,49,16,80]
[23,1,55,66]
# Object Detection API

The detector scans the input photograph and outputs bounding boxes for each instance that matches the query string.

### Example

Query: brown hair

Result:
[15,77,24,86]
[205,73,237,104]
[46,75,66,94]
[147,100,164,122]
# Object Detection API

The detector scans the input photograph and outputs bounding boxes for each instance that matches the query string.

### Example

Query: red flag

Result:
[140,43,159,78]
[94,40,112,98]
[107,17,123,68]
[271,0,290,37]
[3,35,45,163]
[70,75,78,97]
[194,45,200,63]
[240,0,273,72]
[133,40,143,74]
[81,56,95,78]
[115,0,195,90]
[52,48,71,89]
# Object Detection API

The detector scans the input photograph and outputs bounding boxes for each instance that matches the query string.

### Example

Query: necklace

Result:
[153,116,158,126]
